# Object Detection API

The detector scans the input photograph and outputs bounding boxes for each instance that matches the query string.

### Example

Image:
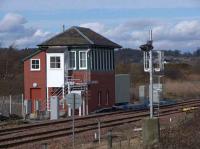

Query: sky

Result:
[0,0,200,52]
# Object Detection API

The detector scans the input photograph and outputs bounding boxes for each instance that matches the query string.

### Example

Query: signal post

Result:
[140,30,164,148]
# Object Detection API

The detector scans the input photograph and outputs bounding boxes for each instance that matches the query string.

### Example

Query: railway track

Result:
[0,99,199,148]
[0,98,198,135]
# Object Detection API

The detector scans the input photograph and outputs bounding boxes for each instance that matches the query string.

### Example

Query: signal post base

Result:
[142,117,160,149]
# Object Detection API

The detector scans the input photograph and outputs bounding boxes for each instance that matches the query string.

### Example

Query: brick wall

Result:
[24,51,46,111]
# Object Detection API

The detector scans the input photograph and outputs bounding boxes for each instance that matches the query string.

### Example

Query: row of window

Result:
[90,49,114,71]
[69,51,87,70]
[30,51,87,71]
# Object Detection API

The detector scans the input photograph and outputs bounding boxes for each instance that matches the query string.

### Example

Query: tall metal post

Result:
[140,30,162,147]
[9,95,12,115]
[140,30,154,118]
[72,93,75,149]
[149,30,153,118]
[62,85,65,109]
[97,119,101,144]
[149,50,153,118]
[68,83,72,116]
[21,94,24,118]
[107,129,112,149]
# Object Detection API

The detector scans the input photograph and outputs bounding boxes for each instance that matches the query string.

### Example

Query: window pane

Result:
[80,52,85,59]
[56,63,60,68]
[35,64,39,69]
[50,56,60,68]
[80,52,87,69]
[50,57,55,62]
[50,63,55,68]
[80,59,86,67]
[35,60,39,65]
[69,52,75,68]
[32,60,36,65]
[56,57,60,62]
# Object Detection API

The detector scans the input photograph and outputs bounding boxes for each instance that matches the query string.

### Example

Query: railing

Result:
[0,94,24,117]
[47,76,89,111]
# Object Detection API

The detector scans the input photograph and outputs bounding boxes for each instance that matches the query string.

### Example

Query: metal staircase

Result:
[47,75,89,109]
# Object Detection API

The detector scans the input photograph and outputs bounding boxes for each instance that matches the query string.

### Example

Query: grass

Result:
[164,80,200,99]
[159,110,200,149]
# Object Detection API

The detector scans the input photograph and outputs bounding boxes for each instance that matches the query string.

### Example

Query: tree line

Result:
[0,47,199,96]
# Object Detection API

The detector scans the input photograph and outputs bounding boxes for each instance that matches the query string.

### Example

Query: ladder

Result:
[153,102,160,117]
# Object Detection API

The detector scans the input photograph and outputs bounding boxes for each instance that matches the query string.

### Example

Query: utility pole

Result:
[149,30,153,118]
[140,30,154,118]
[140,30,164,148]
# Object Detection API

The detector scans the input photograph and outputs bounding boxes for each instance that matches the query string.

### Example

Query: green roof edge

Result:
[22,49,43,62]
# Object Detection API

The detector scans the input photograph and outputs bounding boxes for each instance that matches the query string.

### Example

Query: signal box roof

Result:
[38,26,121,48]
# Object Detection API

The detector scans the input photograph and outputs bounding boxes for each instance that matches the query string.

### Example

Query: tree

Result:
[193,48,200,57]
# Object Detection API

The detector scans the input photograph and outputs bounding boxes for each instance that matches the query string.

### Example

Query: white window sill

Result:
[49,68,62,70]
[68,67,76,70]
[30,69,41,71]
[79,67,87,70]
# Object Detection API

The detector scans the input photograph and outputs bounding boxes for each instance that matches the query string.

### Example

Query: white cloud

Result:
[80,22,105,33]
[14,29,51,48]
[0,13,52,48]
[1,12,200,51]
[81,20,200,51]
[0,13,26,33]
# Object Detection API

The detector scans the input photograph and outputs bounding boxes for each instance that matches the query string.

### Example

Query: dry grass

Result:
[159,110,200,149]
[187,74,200,81]
[164,80,200,99]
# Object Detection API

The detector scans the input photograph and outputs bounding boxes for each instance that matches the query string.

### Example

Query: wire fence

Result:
[22,112,198,149]
[0,94,23,117]
[27,122,143,149]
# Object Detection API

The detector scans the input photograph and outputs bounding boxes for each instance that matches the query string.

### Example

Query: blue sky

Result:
[0,0,200,51]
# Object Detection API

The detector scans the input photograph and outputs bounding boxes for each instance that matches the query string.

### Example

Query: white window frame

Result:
[50,56,61,69]
[30,59,40,71]
[79,51,87,70]
[69,51,76,70]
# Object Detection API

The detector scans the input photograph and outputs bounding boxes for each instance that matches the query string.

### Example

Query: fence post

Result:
[107,129,113,149]
[128,138,130,149]
[21,94,24,118]
[119,139,121,149]
[41,143,48,149]
[2,96,4,116]
[9,95,12,115]
[97,119,101,144]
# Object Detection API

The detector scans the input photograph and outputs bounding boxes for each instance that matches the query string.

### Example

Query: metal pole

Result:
[21,94,24,118]
[68,83,72,117]
[63,85,65,109]
[107,129,112,149]
[149,50,153,118]
[83,96,85,116]
[9,95,12,115]
[149,30,154,118]
[72,93,75,149]
[98,120,101,144]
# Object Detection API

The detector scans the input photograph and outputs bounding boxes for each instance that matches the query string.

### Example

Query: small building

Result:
[115,74,131,104]
[23,26,121,115]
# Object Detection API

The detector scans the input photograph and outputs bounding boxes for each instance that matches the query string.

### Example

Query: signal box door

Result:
[30,88,41,112]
